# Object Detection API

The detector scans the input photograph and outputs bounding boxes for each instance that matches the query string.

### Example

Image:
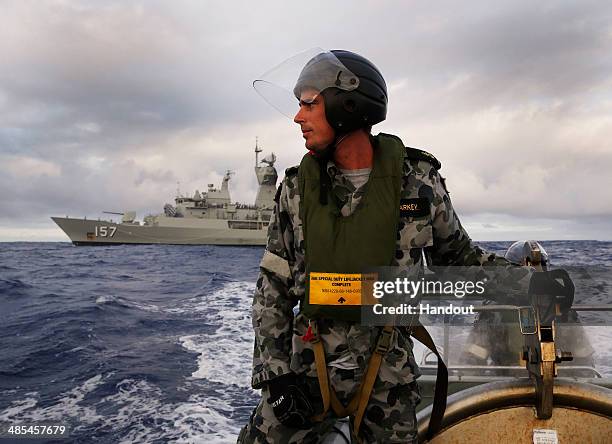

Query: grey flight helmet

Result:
[293,50,388,135]
[505,240,550,270]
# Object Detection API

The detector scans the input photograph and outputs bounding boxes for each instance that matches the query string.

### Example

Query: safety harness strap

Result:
[352,325,394,436]
[310,321,331,422]
[309,320,448,441]
[411,321,448,441]
[309,322,394,437]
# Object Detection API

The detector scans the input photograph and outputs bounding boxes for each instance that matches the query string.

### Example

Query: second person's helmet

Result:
[505,240,550,270]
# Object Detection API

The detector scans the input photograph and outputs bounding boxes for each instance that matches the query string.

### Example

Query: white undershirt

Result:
[339,167,371,190]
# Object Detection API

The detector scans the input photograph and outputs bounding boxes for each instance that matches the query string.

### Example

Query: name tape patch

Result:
[400,198,430,218]
[309,272,377,306]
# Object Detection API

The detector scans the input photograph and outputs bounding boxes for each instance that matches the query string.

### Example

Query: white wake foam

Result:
[0,374,104,426]
[178,281,256,389]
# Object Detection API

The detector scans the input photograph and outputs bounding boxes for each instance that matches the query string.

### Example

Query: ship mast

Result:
[255,136,262,166]
[253,137,278,209]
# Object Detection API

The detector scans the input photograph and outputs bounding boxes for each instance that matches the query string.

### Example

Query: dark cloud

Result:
[0,1,275,160]
[372,1,612,120]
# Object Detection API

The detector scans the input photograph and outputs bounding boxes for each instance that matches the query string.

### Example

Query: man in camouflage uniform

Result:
[239,50,558,443]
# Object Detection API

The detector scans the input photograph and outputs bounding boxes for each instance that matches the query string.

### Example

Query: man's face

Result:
[293,89,335,151]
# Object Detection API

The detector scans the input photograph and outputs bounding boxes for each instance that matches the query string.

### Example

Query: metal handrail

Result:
[418,364,603,378]
[470,304,612,312]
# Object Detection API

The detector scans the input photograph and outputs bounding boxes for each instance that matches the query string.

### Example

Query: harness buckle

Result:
[375,327,393,354]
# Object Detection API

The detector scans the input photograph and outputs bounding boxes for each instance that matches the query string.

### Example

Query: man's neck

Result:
[333,130,373,170]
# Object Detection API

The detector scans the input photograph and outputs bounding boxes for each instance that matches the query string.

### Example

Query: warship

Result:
[52,142,278,246]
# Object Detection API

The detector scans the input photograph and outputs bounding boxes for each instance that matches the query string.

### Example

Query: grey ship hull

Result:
[52,217,267,246]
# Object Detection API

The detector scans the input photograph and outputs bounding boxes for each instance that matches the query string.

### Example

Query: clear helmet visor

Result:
[253,48,360,118]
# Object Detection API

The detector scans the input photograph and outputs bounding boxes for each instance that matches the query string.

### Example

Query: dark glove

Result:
[528,269,575,315]
[267,374,314,429]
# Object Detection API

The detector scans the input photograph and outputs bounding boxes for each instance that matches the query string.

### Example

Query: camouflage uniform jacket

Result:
[250,134,528,389]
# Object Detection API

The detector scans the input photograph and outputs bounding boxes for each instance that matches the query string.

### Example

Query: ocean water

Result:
[0,241,611,443]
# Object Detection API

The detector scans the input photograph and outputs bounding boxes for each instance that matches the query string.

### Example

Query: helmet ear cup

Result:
[321,88,345,131]
[344,98,356,113]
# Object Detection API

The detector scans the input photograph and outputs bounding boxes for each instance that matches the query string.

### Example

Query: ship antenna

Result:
[255,136,262,166]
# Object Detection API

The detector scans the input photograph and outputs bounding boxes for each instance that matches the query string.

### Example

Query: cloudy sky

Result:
[1,0,611,241]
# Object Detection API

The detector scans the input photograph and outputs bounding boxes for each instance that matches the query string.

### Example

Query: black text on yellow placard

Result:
[309,272,377,306]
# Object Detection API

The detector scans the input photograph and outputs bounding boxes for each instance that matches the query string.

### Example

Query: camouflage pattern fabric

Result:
[240,133,531,443]
[326,163,367,217]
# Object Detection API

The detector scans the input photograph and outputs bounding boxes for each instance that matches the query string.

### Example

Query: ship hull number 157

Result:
[95,226,117,237]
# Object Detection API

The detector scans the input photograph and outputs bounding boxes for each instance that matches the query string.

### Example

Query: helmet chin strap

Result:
[334,132,351,147]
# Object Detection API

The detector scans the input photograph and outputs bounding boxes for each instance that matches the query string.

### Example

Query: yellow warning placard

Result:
[309,272,377,306]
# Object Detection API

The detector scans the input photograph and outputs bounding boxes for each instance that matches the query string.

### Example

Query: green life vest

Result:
[298,133,405,322]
